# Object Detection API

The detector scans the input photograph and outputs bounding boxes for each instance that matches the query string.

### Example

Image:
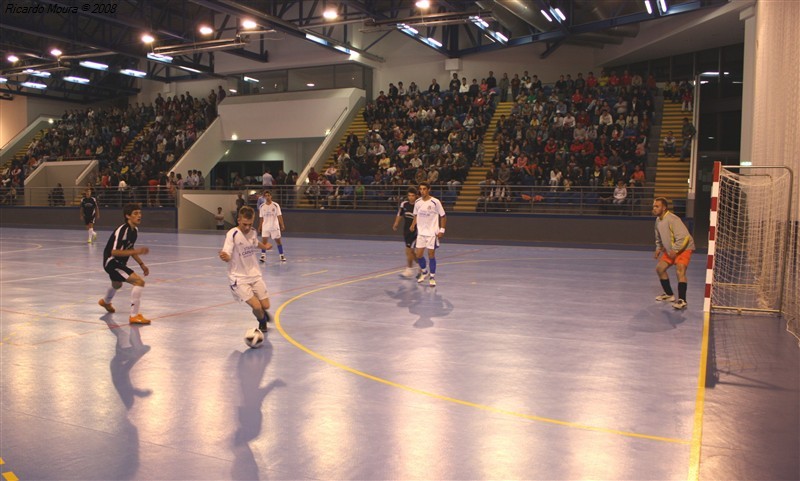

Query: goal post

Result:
[705,162,795,334]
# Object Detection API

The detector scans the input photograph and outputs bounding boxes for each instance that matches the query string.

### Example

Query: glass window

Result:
[650,57,670,82]
[696,48,719,76]
[672,53,694,80]
[334,64,364,89]
[719,110,741,151]
[288,66,335,91]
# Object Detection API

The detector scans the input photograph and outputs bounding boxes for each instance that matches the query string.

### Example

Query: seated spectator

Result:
[663,131,677,157]
[612,180,628,204]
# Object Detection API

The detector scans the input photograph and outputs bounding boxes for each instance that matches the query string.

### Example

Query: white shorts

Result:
[229,278,269,303]
[415,234,439,251]
[261,228,282,240]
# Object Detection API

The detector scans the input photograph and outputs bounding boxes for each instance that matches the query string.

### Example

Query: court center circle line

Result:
[274,257,690,445]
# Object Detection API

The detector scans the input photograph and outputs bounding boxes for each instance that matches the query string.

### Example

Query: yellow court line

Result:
[687,311,711,481]
[274,262,692,445]
[3,471,19,481]
[301,269,329,277]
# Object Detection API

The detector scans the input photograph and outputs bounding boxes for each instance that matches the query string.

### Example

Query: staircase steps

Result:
[297,108,367,209]
[453,101,514,212]
[653,102,692,201]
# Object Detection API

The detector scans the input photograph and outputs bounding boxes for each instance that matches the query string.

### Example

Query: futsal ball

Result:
[244,328,265,349]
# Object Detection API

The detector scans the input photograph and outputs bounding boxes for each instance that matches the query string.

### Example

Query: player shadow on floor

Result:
[229,341,286,480]
[102,314,152,480]
[628,305,688,333]
[386,282,454,329]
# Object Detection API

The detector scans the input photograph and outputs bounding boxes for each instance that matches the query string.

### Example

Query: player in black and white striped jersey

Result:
[392,186,419,277]
[80,188,99,244]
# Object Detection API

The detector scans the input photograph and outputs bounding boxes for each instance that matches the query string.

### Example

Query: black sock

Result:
[678,282,687,301]
[258,312,270,331]
[660,279,674,296]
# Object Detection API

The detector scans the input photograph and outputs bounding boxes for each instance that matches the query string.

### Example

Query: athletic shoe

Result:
[655,293,675,302]
[259,254,266,263]
[280,254,287,262]
[429,277,436,287]
[258,321,268,332]
[672,299,688,310]
[92,232,97,242]
[401,267,415,278]
[129,314,151,325]
[98,299,116,313]
[88,238,92,244]
[416,270,428,283]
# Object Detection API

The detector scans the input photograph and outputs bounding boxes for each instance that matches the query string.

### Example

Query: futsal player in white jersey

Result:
[219,206,273,332]
[410,181,447,287]
[258,190,287,262]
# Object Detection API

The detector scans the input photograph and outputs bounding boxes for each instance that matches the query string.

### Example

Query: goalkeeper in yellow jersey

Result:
[652,197,695,310]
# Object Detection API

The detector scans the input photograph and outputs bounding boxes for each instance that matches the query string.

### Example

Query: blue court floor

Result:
[1,226,709,480]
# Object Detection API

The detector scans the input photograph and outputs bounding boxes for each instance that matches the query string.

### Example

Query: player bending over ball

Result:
[220,206,273,332]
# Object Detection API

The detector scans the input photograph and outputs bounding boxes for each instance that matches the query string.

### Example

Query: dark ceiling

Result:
[0,0,728,103]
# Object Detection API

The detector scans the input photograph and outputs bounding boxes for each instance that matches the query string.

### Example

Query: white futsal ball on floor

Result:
[244,328,265,348]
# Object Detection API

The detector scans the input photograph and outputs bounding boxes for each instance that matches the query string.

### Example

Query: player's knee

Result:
[112,281,123,289]
[133,278,145,287]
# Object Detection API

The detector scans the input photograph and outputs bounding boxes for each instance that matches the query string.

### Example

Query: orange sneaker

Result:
[129,314,151,325]
[99,299,116,313]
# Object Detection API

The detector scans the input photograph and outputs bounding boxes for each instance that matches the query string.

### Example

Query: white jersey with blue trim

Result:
[221,227,261,282]
[413,196,446,236]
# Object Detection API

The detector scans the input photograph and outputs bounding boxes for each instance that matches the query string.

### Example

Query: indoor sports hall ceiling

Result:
[0,0,730,102]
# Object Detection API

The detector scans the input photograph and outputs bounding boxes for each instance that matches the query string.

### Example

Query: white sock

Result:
[130,286,143,316]
[104,287,116,303]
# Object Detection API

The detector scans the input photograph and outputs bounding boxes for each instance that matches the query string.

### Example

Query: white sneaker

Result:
[672,299,688,310]
[416,270,428,283]
[401,267,415,278]
[280,254,287,262]
[429,277,436,287]
[655,293,675,302]
[259,254,266,263]
[92,232,97,241]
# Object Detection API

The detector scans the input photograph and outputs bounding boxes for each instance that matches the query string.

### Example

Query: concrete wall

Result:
[0,206,655,247]
[0,206,177,230]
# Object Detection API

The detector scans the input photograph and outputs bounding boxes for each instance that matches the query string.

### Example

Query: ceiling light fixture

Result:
[50,48,62,57]
[241,19,258,30]
[7,54,19,63]
[141,33,155,44]
[63,76,90,84]
[644,0,653,14]
[199,25,213,35]
[147,52,173,63]
[658,0,668,13]
[120,69,147,78]
[79,60,108,70]
[540,9,553,22]
[415,0,430,9]
[21,81,47,89]
[243,75,259,83]
[323,8,338,20]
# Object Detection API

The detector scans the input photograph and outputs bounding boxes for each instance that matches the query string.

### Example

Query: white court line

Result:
[0,255,218,284]
[0,244,97,255]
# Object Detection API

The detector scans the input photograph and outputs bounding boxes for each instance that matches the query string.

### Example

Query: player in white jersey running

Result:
[410,181,447,287]
[219,206,274,332]
[258,190,286,262]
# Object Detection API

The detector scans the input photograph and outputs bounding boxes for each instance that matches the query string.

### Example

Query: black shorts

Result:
[105,260,134,283]
[85,216,97,225]
[403,230,416,248]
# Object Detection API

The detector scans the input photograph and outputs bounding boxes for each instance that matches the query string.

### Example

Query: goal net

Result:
[707,163,796,339]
